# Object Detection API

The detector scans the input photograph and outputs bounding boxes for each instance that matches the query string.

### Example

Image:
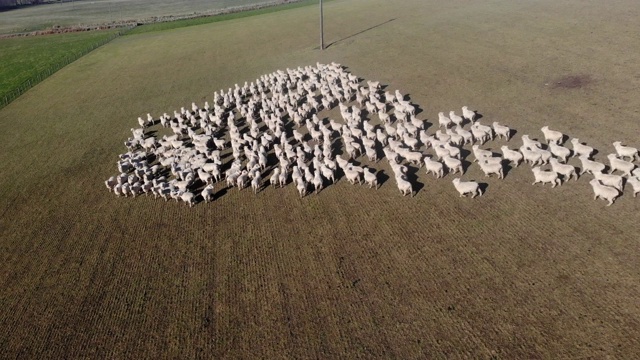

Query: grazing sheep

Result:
[447,111,463,127]
[470,126,490,145]
[442,155,464,175]
[251,173,263,194]
[452,178,481,198]
[363,167,379,189]
[607,154,635,177]
[236,171,249,190]
[403,150,424,166]
[492,122,511,141]
[531,147,552,165]
[180,191,196,207]
[438,112,452,128]
[593,170,623,192]
[478,159,504,179]
[395,175,414,197]
[589,179,620,206]
[501,146,523,167]
[344,168,362,185]
[424,155,444,178]
[579,156,606,175]
[540,126,564,144]
[521,135,542,149]
[520,146,543,166]
[571,138,595,158]
[461,106,476,123]
[548,142,571,163]
[626,176,640,197]
[549,158,578,181]
[612,141,639,162]
[633,168,640,178]
[455,126,473,145]
[296,178,307,198]
[312,171,323,193]
[531,167,561,187]
[201,184,215,202]
[472,145,493,162]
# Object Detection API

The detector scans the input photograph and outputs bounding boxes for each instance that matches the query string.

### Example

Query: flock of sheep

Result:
[105,62,640,206]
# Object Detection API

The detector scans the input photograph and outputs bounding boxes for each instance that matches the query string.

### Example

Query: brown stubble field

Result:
[1,0,640,358]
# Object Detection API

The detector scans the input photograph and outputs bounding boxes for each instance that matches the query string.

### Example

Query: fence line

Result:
[0,26,134,110]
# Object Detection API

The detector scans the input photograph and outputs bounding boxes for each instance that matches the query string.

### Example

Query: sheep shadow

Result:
[404,165,425,195]
[459,148,471,161]
[478,182,489,196]
[377,169,390,188]
[461,159,473,174]
[502,162,514,178]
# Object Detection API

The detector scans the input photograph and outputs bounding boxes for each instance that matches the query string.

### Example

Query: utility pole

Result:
[320,0,324,50]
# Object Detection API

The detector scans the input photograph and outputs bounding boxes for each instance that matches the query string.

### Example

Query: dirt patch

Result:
[550,74,592,89]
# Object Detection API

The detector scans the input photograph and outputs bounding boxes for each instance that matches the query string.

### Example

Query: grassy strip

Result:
[0,29,127,108]
[127,0,321,35]
[0,29,121,101]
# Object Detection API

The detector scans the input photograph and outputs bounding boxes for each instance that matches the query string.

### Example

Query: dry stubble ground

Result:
[1,0,640,358]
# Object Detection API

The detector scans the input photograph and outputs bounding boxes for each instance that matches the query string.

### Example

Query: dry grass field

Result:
[1,0,640,358]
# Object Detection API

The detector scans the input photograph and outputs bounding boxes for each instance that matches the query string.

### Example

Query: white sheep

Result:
[395,175,414,197]
[251,173,263,194]
[180,191,196,207]
[478,159,504,179]
[549,158,578,181]
[363,167,379,189]
[449,111,464,127]
[500,146,523,167]
[578,156,606,175]
[312,171,323,193]
[520,146,542,166]
[201,184,215,202]
[442,155,464,175]
[236,171,249,190]
[472,145,493,162]
[438,112,452,128]
[571,138,595,158]
[492,122,511,141]
[607,154,636,177]
[452,178,481,198]
[403,150,424,166]
[531,167,561,187]
[461,106,476,123]
[424,155,444,178]
[626,176,640,197]
[540,126,564,144]
[593,170,623,192]
[589,179,620,206]
[612,141,639,162]
[548,142,571,163]
[521,135,542,149]
[296,178,307,198]
[344,168,362,185]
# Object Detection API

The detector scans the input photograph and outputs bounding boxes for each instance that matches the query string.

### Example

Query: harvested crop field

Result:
[1,0,640,358]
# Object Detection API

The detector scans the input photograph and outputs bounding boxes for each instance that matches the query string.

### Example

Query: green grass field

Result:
[127,0,320,35]
[1,0,640,358]
[0,29,120,100]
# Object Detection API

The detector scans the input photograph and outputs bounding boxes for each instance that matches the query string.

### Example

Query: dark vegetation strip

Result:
[127,0,321,35]
[0,27,131,110]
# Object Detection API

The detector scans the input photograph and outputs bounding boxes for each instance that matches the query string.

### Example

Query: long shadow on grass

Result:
[323,18,396,49]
